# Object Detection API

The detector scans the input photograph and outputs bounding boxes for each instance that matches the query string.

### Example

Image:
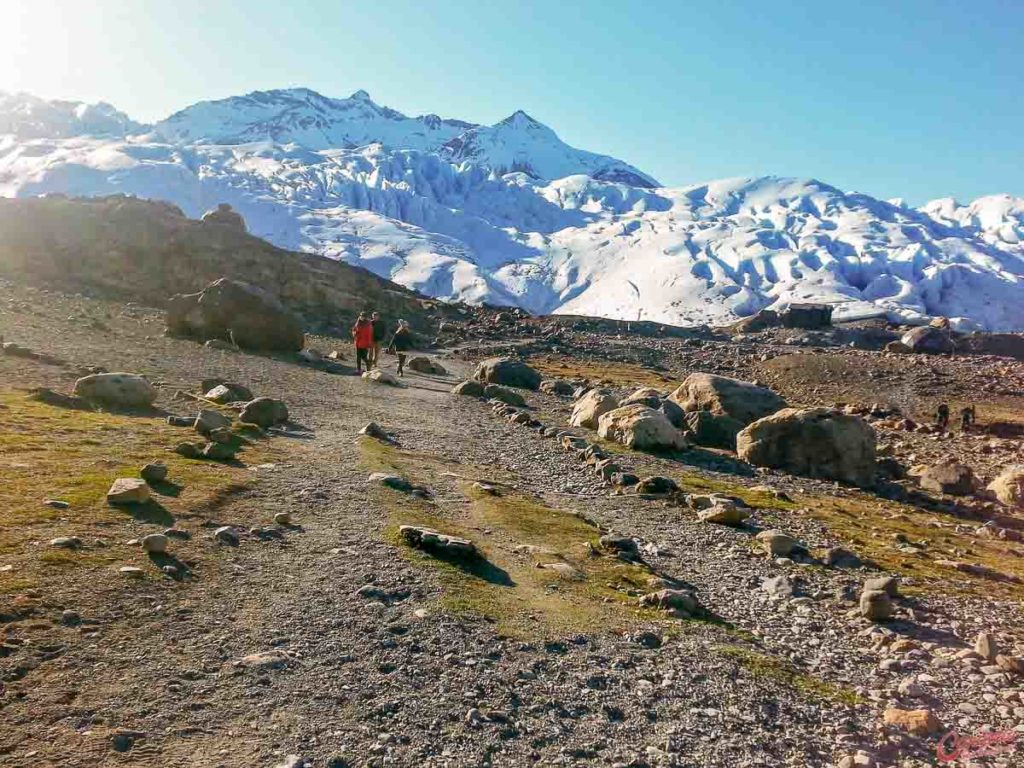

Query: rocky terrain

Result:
[1,262,1024,768]
[2,198,1024,767]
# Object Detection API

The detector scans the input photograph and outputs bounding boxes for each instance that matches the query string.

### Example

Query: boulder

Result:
[141,533,169,553]
[736,407,877,487]
[779,303,833,329]
[399,525,477,558]
[900,325,953,354]
[621,387,664,408]
[203,382,252,403]
[201,442,237,461]
[988,465,1024,508]
[201,202,247,232]
[683,410,744,450]
[611,471,641,487]
[657,398,686,428]
[238,397,289,428]
[918,462,975,496]
[882,707,941,736]
[597,405,688,452]
[484,384,526,407]
[755,530,800,557]
[140,462,168,484]
[472,357,541,390]
[669,373,786,425]
[733,309,779,333]
[166,277,304,353]
[451,380,485,397]
[860,590,892,621]
[406,356,447,375]
[569,389,619,429]
[639,589,698,615]
[73,373,156,409]
[864,576,900,597]
[635,476,679,496]
[697,502,750,527]
[194,408,232,436]
[107,478,151,505]
[363,369,400,386]
[539,379,575,396]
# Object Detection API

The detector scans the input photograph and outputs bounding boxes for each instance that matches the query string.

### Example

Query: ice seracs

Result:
[1,88,1022,330]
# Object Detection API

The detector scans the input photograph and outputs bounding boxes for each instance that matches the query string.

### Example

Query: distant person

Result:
[388,319,413,377]
[960,405,976,431]
[352,313,374,373]
[370,311,387,368]
[935,403,950,431]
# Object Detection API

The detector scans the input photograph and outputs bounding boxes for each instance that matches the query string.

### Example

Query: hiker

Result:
[960,405,976,431]
[352,313,374,373]
[936,403,950,431]
[370,311,386,369]
[387,319,413,377]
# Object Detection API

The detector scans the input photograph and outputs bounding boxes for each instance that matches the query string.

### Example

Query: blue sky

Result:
[4,0,1022,203]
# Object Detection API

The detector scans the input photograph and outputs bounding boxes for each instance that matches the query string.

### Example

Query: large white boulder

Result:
[989,465,1024,508]
[597,404,688,452]
[669,373,786,425]
[736,407,877,487]
[569,389,619,429]
[73,373,156,409]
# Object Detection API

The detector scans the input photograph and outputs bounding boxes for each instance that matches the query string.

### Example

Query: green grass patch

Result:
[716,644,862,706]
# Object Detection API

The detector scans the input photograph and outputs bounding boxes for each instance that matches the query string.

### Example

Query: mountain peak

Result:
[500,109,544,129]
[350,89,372,102]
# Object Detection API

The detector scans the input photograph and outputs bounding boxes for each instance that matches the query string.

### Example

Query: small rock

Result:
[60,609,81,626]
[399,525,477,558]
[119,566,145,577]
[755,530,800,557]
[214,526,239,545]
[273,512,292,526]
[975,632,999,661]
[864,576,900,597]
[763,575,794,598]
[860,590,892,621]
[882,706,941,736]
[140,462,168,484]
[107,478,151,505]
[50,536,82,549]
[140,534,169,553]
[635,476,678,496]
[43,499,70,510]
[697,502,749,527]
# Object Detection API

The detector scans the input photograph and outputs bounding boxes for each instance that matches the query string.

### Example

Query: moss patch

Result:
[527,354,675,390]
[0,389,283,590]
[716,644,861,706]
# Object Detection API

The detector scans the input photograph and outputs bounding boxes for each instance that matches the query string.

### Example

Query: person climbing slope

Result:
[352,312,374,374]
[387,319,413,377]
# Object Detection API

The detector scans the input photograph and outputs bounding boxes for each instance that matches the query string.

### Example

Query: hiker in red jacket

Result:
[352,313,374,373]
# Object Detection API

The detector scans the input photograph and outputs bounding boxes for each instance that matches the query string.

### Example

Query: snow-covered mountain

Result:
[1,88,1022,330]
[0,91,142,139]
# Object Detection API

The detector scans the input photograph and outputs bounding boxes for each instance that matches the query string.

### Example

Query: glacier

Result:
[1,87,1022,330]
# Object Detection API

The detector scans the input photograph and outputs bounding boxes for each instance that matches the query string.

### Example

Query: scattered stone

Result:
[975,633,999,661]
[473,357,541,390]
[882,706,942,736]
[639,589,698,615]
[860,590,893,621]
[683,410,744,450]
[107,478,151,505]
[900,325,953,354]
[239,397,289,428]
[368,473,415,492]
[50,537,82,549]
[539,378,575,396]
[237,649,295,670]
[60,610,81,626]
[119,566,145,577]
[755,530,800,557]
[451,380,485,397]
[995,655,1024,675]
[358,422,392,441]
[173,442,202,459]
[597,404,688,452]
[736,407,877,487]
[167,415,195,427]
[406,356,447,375]
[274,511,292,526]
[207,426,233,444]
[73,372,156,409]
[399,526,477,558]
[140,534,169,553]
[214,526,239,545]
[669,373,787,425]
[363,369,400,386]
[864,576,900,597]
[43,499,70,510]
[201,442,237,461]
[635,476,678,496]
[697,502,750,527]
[823,547,862,568]
[194,408,232,435]
[140,462,168,484]
[763,575,794,598]
[203,382,252,403]
[484,384,526,407]
[621,387,664,408]
[918,461,975,496]
[599,534,638,557]
[610,471,640,487]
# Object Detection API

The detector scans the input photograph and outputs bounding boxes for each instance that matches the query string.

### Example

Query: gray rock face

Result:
[736,407,877,487]
[73,373,156,409]
[683,410,744,450]
[918,461,975,496]
[473,357,541,390]
[166,277,304,352]
[860,589,893,621]
[669,373,787,425]
[238,397,289,428]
